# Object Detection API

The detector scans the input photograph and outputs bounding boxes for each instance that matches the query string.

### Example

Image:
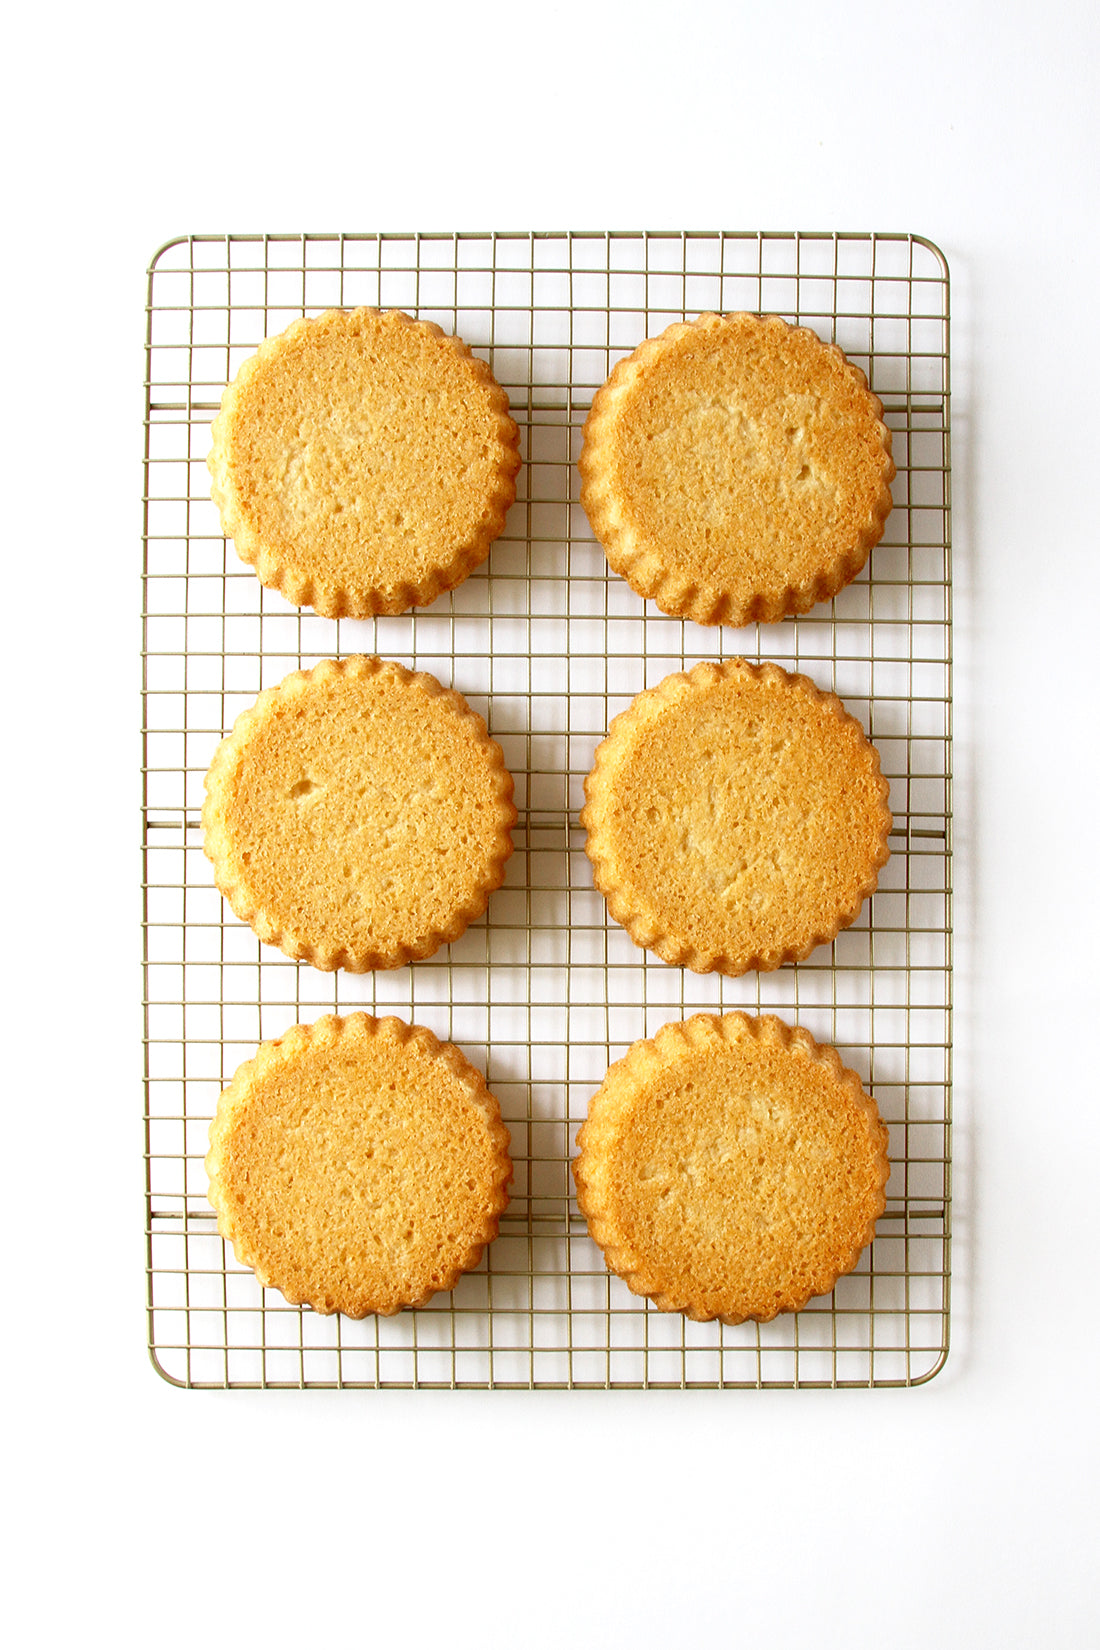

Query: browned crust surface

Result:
[206,1014,512,1317]
[574,1013,889,1324]
[579,312,894,626]
[208,307,520,617]
[582,658,891,975]
[202,656,516,971]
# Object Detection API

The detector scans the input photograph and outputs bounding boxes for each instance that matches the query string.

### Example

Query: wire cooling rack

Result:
[143,230,952,1390]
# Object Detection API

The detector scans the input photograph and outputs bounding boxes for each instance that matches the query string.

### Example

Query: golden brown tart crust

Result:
[574,1012,889,1324]
[207,1014,512,1317]
[582,657,891,975]
[202,656,516,972]
[209,306,520,617]
[579,311,894,626]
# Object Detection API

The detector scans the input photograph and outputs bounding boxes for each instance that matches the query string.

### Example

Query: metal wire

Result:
[143,230,952,1390]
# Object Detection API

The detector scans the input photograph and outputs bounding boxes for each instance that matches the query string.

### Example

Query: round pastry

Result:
[206,1014,512,1317]
[208,306,521,617]
[202,655,516,971]
[582,657,891,975]
[578,311,894,626]
[574,1012,889,1325]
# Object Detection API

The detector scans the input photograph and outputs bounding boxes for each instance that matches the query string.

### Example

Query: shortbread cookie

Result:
[582,658,891,974]
[208,307,520,617]
[579,312,894,626]
[202,656,516,971]
[207,1014,512,1317]
[574,1012,889,1324]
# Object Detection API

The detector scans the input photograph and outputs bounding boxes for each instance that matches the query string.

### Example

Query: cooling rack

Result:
[143,230,952,1389]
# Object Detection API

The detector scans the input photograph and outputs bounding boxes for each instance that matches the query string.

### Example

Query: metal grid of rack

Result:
[143,230,951,1389]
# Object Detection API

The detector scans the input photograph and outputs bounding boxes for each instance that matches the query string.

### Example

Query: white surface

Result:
[6,2,1098,1644]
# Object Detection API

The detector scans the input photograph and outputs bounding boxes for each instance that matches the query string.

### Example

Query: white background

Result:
[6,2,1098,1644]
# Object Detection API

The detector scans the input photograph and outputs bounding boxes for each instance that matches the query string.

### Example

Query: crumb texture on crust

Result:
[582,658,891,975]
[208,307,521,617]
[206,1014,512,1317]
[574,1012,889,1324]
[578,312,894,627]
[202,656,516,971]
